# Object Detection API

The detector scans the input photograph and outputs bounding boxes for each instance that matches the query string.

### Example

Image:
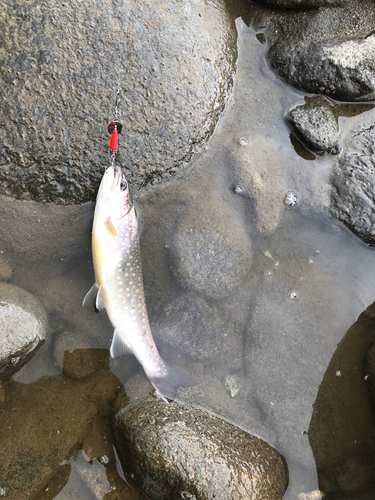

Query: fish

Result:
[83,165,196,401]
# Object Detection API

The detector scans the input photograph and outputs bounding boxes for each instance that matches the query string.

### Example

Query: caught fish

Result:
[83,166,195,400]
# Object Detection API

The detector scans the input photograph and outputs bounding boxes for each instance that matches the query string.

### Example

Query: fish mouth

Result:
[110,166,122,192]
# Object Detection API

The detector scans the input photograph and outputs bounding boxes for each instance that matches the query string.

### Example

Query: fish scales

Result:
[83,166,195,400]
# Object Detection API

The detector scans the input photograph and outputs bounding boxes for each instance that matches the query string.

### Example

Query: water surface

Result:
[1,16,375,500]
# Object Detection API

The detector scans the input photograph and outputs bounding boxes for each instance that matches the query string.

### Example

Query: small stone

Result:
[224,374,242,397]
[298,491,325,500]
[114,398,288,500]
[287,98,339,152]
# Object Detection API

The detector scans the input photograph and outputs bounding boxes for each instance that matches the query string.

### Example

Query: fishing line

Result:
[108,0,127,168]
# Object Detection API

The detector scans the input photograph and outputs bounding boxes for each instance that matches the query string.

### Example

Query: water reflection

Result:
[309,303,375,498]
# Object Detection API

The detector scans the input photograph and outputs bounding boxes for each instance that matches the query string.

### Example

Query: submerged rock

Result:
[266,1,375,101]
[114,398,288,500]
[0,369,120,500]
[231,134,287,235]
[169,195,253,299]
[0,283,47,376]
[330,120,375,245]
[286,97,339,153]
[0,0,236,204]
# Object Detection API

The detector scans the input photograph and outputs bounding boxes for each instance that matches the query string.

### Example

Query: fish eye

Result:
[120,179,128,191]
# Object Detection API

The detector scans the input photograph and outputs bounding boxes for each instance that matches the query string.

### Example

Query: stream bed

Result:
[1,17,375,500]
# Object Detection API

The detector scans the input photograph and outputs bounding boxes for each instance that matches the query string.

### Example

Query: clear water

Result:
[2,16,375,500]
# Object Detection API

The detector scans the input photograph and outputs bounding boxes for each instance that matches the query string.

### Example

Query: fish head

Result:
[98,166,131,219]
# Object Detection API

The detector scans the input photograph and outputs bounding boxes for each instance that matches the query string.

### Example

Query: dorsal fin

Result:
[105,217,118,237]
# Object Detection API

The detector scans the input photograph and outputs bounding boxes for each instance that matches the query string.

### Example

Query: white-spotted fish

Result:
[83,166,195,400]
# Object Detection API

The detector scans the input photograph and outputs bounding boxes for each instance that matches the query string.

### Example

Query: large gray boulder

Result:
[0,0,236,204]
[0,283,48,376]
[114,398,288,500]
[265,0,375,101]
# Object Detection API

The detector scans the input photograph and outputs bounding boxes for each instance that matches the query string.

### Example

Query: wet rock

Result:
[254,0,345,7]
[114,398,288,500]
[330,120,375,245]
[286,97,339,153]
[231,134,287,235]
[297,491,325,500]
[169,195,253,299]
[0,283,48,376]
[266,1,375,101]
[62,348,108,380]
[53,330,107,380]
[0,369,120,500]
[0,0,236,204]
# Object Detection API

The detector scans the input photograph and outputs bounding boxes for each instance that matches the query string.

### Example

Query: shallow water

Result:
[1,15,375,500]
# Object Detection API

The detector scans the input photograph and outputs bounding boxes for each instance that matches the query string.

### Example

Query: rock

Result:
[151,294,221,361]
[297,491,325,500]
[330,119,375,245]
[254,0,346,7]
[0,283,48,376]
[169,194,253,299]
[62,348,108,380]
[230,134,287,235]
[0,369,120,500]
[0,0,236,204]
[150,287,253,371]
[114,398,288,500]
[266,1,375,101]
[286,97,339,153]
[53,329,107,380]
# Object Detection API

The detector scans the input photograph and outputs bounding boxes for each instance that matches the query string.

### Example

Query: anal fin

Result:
[110,329,131,358]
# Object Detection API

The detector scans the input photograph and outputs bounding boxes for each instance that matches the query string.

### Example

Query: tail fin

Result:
[148,366,197,402]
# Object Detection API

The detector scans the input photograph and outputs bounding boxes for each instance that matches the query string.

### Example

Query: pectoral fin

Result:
[96,284,107,311]
[110,329,131,358]
[82,283,107,311]
[105,217,118,237]
[82,283,99,308]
